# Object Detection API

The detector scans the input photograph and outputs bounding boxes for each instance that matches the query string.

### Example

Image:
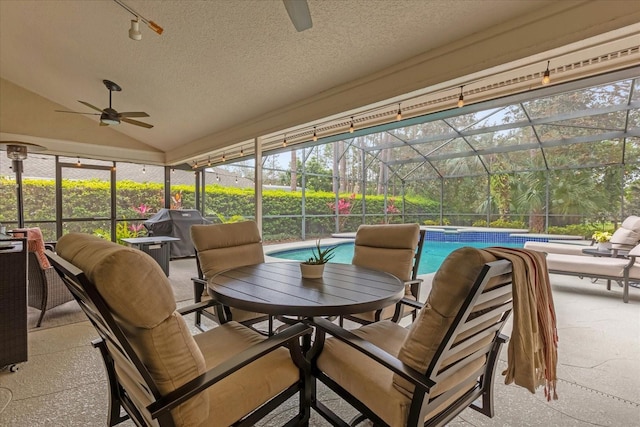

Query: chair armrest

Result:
[309,316,434,393]
[191,277,207,286]
[397,297,424,310]
[148,322,312,419]
[176,300,219,316]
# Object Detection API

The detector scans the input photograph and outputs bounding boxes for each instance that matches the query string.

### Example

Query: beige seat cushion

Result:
[352,223,420,282]
[523,241,590,256]
[393,247,497,397]
[317,320,412,426]
[547,253,640,278]
[195,321,300,427]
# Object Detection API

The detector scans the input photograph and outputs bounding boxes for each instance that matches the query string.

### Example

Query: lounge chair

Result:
[545,243,640,303]
[524,215,640,256]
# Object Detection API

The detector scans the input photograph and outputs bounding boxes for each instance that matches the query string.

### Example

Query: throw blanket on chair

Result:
[484,247,558,400]
[13,227,51,269]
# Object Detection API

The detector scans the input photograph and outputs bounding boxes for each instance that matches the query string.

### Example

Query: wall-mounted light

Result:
[142,164,146,174]
[207,156,211,167]
[312,127,318,142]
[76,157,82,167]
[541,60,551,85]
[222,153,226,162]
[240,147,244,156]
[396,104,402,121]
[283,135,287,147]
[349,117,354,133]
[457,86,465,108]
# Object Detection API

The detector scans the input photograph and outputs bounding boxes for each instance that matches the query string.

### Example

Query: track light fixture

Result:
[396,104,402,121]
[113,0,164,41]
[457,86,465,108]
[312,127,318,142]
[542,60,551,85]
[349,117,354,133]
[129,18,142,40]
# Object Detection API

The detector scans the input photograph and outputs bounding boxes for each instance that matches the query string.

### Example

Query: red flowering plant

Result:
[327,193,356,231]
[385,198,401,223]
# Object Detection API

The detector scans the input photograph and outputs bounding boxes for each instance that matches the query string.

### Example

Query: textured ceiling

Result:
[1,0,639,166]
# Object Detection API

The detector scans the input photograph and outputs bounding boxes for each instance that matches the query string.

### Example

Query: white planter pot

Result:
[300,263,325,279]
[597,242,612,251]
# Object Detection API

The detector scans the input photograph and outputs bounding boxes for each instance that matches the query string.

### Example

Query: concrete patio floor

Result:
[1,255,639,426]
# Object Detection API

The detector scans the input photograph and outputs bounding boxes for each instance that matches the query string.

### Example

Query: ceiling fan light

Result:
[100,113,120,126]
[129,18,142,40]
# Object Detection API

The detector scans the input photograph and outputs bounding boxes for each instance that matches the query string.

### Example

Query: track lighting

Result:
[312,127,318,142]
[457,86,464,108]
[129,18,142,40]
[542,61,551,85]
[349,117,354,133]
[396,104,402,121]
[113,0,164,41]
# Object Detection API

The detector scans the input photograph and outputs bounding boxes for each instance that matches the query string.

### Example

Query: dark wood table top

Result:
[208,262,404,317]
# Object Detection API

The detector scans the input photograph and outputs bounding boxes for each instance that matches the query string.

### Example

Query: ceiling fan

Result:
[283,0,312,32]
[55,79,153,129]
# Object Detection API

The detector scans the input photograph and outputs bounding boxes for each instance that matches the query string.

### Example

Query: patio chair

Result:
[46,232,312,427]
[341,223,425,326]
[545,243,640,303]
[13,227,74,327]
[190,221,271,332]
[309,247,515,426]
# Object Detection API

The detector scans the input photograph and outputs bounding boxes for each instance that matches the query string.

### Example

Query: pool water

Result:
[269,241,523,275]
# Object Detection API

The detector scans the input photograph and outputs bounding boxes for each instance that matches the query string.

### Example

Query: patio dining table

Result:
[207,261,404,318]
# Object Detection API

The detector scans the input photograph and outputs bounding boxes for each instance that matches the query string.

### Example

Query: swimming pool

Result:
[268,241,523,275]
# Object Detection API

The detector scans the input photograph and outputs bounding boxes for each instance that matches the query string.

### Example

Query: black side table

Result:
[121,236,180,276]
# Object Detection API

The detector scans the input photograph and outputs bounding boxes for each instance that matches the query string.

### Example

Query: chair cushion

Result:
[194,321,300,427]
[56,233,208,426]
[191,221,265,279]
[352,223,420,281]
[523,241,590,256]
[621,215,640,232]
[547,253,640,278]
[317,320,411,426]
[393,247,496,397]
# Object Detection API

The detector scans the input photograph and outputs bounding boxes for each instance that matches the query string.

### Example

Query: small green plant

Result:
[592,231,612,243]
[303,239,336,265]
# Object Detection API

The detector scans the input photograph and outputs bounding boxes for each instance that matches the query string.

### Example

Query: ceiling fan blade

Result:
[78,100,104,112]
[121,117,154,129]
[118,111,149,118]
[55,110,100,115]
[283,0,312,32]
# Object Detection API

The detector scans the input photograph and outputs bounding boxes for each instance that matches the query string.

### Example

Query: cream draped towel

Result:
[484,247,558,401]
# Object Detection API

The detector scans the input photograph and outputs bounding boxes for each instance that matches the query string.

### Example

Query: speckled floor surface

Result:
[1,257,639,426]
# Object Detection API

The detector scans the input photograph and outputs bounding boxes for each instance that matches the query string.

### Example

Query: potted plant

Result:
[592,231,613,251]
[300,239,336,278]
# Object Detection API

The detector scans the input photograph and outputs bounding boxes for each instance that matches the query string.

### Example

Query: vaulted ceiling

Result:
[1,0,639,167]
